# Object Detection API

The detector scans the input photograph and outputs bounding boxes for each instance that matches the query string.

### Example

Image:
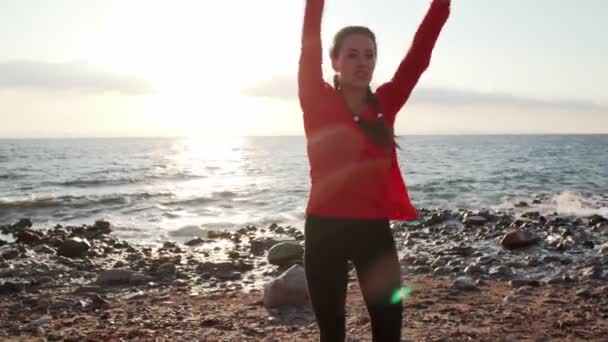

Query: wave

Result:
[43,177,139,188]
[213,191,237,199]
[162,197,215,207]
[494,191,608,218]
[168,225,206,237]
[0,173,24,180]
[0,192,173,211]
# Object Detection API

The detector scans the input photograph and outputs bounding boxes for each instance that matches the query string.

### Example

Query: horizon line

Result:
[2,132,608,140]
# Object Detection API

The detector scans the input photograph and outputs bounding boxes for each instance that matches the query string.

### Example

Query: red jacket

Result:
[299,0,450,220]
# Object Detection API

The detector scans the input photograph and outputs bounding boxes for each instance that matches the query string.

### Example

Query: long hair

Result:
[330,26,398,150]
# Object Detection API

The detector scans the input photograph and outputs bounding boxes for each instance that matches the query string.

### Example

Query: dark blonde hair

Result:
[330,26,398,149]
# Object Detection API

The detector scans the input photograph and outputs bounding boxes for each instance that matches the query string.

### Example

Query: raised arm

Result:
[377,0,451,119]
[298,0,326,112]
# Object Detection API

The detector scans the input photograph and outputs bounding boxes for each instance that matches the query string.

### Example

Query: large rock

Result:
[57,237,91,258]
[268,241,304,266]
[263,265,309,308]
[500,230,540,250]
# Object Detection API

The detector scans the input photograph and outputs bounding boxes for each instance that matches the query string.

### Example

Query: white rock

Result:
[263,265,309,308]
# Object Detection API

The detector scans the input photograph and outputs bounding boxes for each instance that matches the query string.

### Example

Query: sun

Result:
[87,1,302,136]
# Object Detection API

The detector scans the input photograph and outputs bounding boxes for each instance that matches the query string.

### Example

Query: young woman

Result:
[298,0,450,340]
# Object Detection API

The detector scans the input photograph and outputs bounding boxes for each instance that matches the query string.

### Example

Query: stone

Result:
[74,286,104,294]
[267,241,304,267]
[581,265,603,280]
[216,271,242,281]
[447,244,475,257]
[57,237,90,258]
[476,256,498,266]
[424,211,451,226]
[516,286,534,295]
[588,214,607,226]
[411,266,431,274]
[547,274,575,285]
[16,229,43,245]
[575,287,594,298]
[582,240,595,249]
[163,241,177,249]
[27,315,51,329]
[196,261,242,281]
[0,280,27,294]
[1,248,19,260]
[184,237,205,246]
[250,237,280,256]
[432,267,452,276]
[34,244,56,255]
[263,265,309,308]
[489,265,514,279]
[464,264,484,275]
[510,279,541,288]
[95,269,139,286]
[599,242,608,255]
[463,215,488,226]
[93,220,111,233]
[500,230,540,250]
[34,276,54,285]
[451,277,479,292]
[129,273,151,285]
[158,262,177,277]
[13,218,33,230]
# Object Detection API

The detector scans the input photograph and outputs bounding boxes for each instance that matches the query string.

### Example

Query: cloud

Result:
[410,88,605,112]
[0,60,155,95]
[242,75,605,112]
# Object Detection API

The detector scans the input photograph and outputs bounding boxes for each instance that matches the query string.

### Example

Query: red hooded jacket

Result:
[299,0,450,220]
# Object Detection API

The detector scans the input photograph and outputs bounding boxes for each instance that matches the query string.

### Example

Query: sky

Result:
[1,0,607,138]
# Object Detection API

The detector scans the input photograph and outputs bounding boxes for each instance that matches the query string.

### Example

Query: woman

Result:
[298,0,450,340]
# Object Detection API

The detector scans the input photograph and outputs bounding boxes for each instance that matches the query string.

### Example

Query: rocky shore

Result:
[1,203,608,341]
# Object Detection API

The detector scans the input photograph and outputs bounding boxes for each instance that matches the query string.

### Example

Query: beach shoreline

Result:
[1,207,607,341]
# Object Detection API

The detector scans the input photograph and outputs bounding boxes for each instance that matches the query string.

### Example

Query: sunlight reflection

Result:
[170,137,246,177]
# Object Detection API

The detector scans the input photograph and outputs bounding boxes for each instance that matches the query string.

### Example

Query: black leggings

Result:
[304,215,402,342]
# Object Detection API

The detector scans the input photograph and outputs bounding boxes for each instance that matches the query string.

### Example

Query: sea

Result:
[1,135,607,243]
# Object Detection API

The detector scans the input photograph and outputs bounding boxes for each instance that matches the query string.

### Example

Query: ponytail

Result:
[334,76,398,149]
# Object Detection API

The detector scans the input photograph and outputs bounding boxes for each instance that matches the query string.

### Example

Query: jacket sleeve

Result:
[376,0,450,122]
[298,0,327,113]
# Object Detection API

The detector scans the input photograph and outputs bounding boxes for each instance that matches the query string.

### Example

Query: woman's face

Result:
[332,34,377,89]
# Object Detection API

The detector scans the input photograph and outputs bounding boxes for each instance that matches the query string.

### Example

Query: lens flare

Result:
[390,285,412,304]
